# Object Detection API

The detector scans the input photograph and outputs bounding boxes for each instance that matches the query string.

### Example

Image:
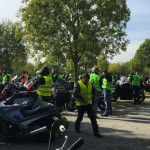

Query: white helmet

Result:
[92,67,100,73]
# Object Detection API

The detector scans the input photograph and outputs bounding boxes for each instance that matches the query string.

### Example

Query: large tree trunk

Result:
[73,61,78,85]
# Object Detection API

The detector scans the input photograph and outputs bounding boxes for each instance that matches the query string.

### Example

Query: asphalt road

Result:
[0,95,150,150]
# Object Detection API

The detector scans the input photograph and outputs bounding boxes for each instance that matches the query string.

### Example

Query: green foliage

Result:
[129,57,144,74]
[134,39,150,68]
[0,20,27,72]
[108,62,130,75]
[19,0,130,81]
[97,56,109,73]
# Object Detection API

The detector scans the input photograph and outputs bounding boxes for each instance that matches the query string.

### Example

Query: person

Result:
[52,68,59,85]
[90,67,102,118]
[32,67,53,103]
[2,70,11,86]
[73,73,102,138]
[68,74,75,90]
[130,72,142,104]
[101,70,113,116]
[0,70,3,82]
[20,71,27,85]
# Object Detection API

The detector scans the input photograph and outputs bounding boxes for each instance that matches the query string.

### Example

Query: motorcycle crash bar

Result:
[29,126,47,135]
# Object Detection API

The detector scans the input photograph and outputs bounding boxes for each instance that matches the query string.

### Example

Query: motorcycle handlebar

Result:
[67,138,84,150]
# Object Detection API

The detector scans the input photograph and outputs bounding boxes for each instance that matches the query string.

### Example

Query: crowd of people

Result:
[0,67,149,139]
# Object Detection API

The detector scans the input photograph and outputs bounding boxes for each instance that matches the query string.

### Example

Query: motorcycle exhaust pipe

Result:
[29,126,48,135]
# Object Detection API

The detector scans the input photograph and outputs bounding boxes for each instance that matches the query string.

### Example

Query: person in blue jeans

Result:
[101,70,113,116]
[90,67,102,118]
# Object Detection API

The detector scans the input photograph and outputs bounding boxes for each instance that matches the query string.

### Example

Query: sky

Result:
[0,0,150,63]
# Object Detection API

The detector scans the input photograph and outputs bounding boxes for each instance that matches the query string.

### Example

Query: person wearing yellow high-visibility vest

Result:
[2,70,11,86]
[130,72,142,104]
[101,70,113,117]
[73,73,102,138]
[33,67,53,103]
[90,67,102,118]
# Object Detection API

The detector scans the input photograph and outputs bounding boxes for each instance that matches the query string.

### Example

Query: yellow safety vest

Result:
[102,78,113,91]
[76,80,93,106]
[37,76,52,96]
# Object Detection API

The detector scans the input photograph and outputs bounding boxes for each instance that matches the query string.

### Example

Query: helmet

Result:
[41,67,50,76]
[92,67,100,73]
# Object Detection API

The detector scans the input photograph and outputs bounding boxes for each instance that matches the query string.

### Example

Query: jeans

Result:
[93,90,101,115]
[103,88,112,114]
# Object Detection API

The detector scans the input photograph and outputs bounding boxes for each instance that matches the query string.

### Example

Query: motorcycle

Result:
[98,90,106,111]
[144,83,150,92]
[51,79,76,112]
[111,82,145,104]
[0,79,35,101]
[0,91,68,142]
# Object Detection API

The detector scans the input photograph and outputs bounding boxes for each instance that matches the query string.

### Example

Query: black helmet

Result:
[41,67,50,76]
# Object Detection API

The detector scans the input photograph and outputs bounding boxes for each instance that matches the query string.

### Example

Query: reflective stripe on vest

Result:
[76,80,92,106]
[102,78,113,90]
[37,76,52,96]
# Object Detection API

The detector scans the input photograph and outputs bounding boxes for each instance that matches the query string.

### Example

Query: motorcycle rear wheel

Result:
[137,92,145,104]
[133,92,145,104]
[111,92,119,102]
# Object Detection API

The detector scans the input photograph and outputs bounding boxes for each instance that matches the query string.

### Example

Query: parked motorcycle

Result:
[98,90,106,111]
[0,92,68,142]
[0,79,35,101]
[144,83,150,92]
[111,82,145,104]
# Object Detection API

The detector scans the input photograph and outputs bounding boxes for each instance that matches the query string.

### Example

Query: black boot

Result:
[94,133,103,138]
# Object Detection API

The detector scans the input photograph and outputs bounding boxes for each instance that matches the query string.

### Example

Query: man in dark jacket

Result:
[74,73,102,138]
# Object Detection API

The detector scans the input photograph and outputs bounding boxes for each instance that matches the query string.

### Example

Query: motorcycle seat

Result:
[20,104,58,117]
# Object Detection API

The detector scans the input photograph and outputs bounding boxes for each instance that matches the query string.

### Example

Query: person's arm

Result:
[32,76,45,89]
[130,76,133,83]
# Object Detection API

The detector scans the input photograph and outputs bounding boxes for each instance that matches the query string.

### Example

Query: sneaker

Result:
[101,113,109,117]
[94,133,103,138]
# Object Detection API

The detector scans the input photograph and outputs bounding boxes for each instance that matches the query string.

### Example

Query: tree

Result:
[19,0,130,82]
[134,39,150,68]
[0,20,27,72]
[129,58,144,74]
[97,56,109,73]
[108,62,130,75]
